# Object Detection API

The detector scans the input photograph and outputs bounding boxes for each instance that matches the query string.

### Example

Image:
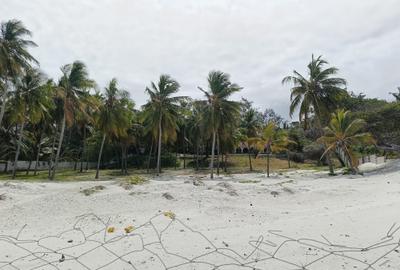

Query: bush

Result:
[128,153,179,169]
[304,143,325,161]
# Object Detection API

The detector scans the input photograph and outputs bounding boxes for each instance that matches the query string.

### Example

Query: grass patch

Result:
[120,175,148,190]
[0,169,147,182]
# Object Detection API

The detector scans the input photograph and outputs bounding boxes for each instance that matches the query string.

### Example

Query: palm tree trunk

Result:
[266,153,270,177]
[248,151,253,171]
[196,141,199,171]
[50,115,66,180]
[34,137,42,176]
[95,133,106,179]
[0,81,9,128]
[156,115,162,176]
[147,140,153,173]
[210,129,216,179]
[287,150,291,168]
[224,154,228,173]
[48,133,56,178]
[80,125,86,173]
[12,122,25,179]
[216,134,220,176]
[183,128,186,169]
[26,160,32,175]
[327,153,335,175]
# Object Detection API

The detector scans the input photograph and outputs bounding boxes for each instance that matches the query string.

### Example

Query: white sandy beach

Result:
[0,161,400,270]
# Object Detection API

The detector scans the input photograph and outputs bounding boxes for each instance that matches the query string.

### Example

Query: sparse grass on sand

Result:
[0,169,147,182]
[0,156,334,182]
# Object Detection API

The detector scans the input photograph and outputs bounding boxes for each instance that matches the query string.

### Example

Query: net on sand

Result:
[0,212,399,270]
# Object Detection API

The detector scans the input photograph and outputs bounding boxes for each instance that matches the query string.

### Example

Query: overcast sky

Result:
[2,0,400,119]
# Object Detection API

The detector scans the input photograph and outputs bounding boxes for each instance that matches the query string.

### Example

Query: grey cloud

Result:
[2,0,400,119]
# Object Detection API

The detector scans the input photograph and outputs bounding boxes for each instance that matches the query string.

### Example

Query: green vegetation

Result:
[0,19,395,181]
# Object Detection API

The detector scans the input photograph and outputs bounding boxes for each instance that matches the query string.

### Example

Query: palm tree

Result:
[318,110,375,173]
[9,68,51,178]
[0,20,38,128]
[241,107,262,171]
[282,55,347,129]
[249,122,292,177]
[95,78,133,179]
[282,55,347,174]
[198,71,242,179]
[50,61,94,180]
[142,75,185,175]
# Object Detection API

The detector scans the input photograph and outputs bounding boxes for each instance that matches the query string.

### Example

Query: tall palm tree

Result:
[282,55,347,174]
[282,55,347,129]
[142,75,185,175]
[198,71,242,179]
[318,110,375,173]
[95,78,133,179]
[9,68,51,178]
[0,20,38,128]
[50,61,94,180]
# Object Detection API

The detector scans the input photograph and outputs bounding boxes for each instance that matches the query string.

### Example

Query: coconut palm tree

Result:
[142,75,185,175]
[282,55,347,129]
[0,20,38,128]
[318,110,375,173]
[198,71,242,179]
[50,61,94,180]
[9,68,52,178]
[95,78,133,179]
[241,107,263,171]
[249,122,293,177]
[282,55,347,174]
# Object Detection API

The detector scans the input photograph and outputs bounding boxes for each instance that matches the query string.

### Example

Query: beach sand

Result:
[0,160,399,269]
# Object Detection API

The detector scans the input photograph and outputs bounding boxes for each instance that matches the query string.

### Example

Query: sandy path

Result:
[0,161,400,269]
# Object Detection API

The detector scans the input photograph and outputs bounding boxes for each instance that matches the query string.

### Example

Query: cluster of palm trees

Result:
[1,19,375,180]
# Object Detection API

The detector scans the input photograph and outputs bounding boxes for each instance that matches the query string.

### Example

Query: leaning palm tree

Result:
[142,75,185,175]
[95,78,133,179]
[318,110,375,173]
[282,55,347,174]
[9,68,52,178]
[249,122,292,177]
[50,61,94,180]
[198,71,242,179]
[0,19,38,127]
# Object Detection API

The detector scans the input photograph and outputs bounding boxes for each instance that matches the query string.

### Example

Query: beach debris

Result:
[0,193,6,200]
[162,192,174,200]
[120,175,148,190]
[270,191,279,197]
[124,225,135,233]
[193,179,205,186]
[80,185,105,196]
[163,211,176,220]
[238,180,260,184]
[282,186,295,194]
[107,227,115,233]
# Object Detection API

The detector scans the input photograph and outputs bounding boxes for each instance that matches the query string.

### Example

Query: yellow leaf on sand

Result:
[107,227,115,233]
[124,225,134,233]
[163,211,176,220]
